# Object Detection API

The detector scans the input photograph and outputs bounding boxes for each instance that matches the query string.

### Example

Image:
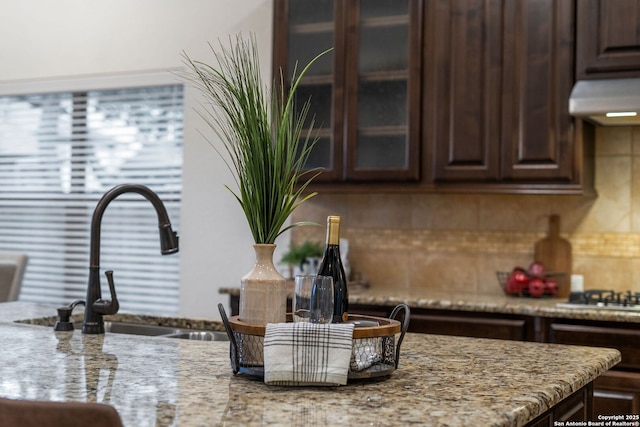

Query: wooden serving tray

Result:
[228,313,401,339]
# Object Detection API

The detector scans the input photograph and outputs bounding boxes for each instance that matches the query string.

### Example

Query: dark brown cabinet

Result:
[526,384,593,426]
[423,0,502,183]
[576,0,640,79]
[357,305,534,340]
[545,318,640,413]
[593,371,640,415]
[273,0,422,183]
[273,0,590,193]
[500,0,576,184]
[426,0,579,189]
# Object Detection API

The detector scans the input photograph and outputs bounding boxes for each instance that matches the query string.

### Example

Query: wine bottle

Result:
[317,215,349,323]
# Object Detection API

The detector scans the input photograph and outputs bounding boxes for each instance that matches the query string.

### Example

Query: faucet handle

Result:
[92,270,120,315]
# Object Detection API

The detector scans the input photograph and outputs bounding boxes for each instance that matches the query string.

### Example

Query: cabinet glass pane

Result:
[288,32,334,77]
[356,135,407,169]
[357,81,407,128]
[298,136,331,170]
[289,0,333,24]
[287,0,335,174]
[359,25,409,72]
[295,84,332,129]
[359,0,408,19]
[354,0,411,173]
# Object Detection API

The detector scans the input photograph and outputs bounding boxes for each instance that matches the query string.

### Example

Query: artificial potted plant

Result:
[182,34,327,325]
[281,240,323,278]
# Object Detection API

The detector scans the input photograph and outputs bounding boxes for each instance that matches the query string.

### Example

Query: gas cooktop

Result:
[556,290,640,312]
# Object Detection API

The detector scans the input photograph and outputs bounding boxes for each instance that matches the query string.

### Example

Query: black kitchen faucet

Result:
[54,184,179,334]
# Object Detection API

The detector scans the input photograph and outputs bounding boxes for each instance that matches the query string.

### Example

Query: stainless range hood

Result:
[569,77,640,126]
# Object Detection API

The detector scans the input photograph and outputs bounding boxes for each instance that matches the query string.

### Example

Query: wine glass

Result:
[310,275,334,324]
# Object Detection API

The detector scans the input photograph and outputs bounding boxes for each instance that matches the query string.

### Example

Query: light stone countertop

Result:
[0,302,621,427]
[220,287,640,323]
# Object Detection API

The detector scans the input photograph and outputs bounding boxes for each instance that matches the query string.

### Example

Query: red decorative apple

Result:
[504,274,520,295]
[528,262,545,278]
[544,278,558,296]
[505,267,529,295]
[528,278,546,298]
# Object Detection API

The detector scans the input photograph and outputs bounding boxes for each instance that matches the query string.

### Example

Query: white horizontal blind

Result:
[0,85,183,314]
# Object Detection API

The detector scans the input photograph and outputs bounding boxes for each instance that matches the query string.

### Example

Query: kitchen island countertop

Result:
[0,302,621,427]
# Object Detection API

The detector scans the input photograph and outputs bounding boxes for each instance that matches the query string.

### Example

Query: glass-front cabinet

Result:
[273,0,422,182]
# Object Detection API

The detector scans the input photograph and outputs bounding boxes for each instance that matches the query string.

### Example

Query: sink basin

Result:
[19,317,228,341]
[165,331,228,341]
[104,321,183,336]
[104,322,228,341]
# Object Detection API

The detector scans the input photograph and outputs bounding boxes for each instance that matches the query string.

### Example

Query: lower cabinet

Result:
[545,319,640,414]
[350,304,533,341]
[593,371,640,415]
[526,384,593,427]
[350,304,637,419]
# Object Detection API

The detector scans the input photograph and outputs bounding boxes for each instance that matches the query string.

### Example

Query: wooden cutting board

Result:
[534,214,572,297]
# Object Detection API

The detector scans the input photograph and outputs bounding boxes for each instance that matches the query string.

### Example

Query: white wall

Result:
[0,0,283,319]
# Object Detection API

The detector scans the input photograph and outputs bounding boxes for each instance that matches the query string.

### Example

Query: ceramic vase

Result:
[239,244,287,325]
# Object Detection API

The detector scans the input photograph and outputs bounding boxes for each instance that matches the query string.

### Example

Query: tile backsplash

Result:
[291,126,640,296]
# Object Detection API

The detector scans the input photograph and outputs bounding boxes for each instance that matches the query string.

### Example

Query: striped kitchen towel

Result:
[263,322,355,386]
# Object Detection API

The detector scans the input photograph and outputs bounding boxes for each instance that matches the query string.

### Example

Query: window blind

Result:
[0,85,183,314]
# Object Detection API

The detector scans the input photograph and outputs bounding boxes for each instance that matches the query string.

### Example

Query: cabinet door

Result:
[408,311,530,341]
[344,0,422,181]
[500,0,576,183]
[549,322,640,370]
[274,0,421,183]
[273,0,345,182]
[594,371,640,415]
[425,0,502,183]
[576,0,640,79]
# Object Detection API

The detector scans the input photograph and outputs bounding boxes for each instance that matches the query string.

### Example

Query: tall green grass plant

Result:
[182,34,328,244]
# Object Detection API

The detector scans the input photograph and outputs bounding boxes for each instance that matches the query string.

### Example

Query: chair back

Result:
[0,397,124,427]
[0,253,28,302]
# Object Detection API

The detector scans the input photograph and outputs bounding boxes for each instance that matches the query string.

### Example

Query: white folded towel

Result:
[263,322,355,386]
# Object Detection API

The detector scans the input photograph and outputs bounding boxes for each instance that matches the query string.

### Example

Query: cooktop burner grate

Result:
[557,289,640,311]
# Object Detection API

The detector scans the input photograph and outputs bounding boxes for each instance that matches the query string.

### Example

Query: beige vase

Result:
[239,244,287,325]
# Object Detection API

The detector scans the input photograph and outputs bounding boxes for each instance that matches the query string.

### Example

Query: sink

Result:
[104,321,184,336]
[165,331,228,341]
[105,322,228,341]
[18,317,228,341]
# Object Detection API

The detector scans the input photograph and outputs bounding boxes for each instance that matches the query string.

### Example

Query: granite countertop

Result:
[0,302,620,427]
[220,286,640,323]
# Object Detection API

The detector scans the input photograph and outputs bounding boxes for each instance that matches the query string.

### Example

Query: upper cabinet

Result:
[273,0,422,183]
[425,0,580,191]
[576,0,640,79]
[274,0,591,194]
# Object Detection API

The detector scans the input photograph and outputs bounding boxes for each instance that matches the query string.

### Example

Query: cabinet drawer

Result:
[410,314,527,341]
[549,323,638,370]
[594,370,640,415]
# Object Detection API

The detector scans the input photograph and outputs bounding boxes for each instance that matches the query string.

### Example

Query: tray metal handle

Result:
[218,303,240,375]
[389,303,410,369]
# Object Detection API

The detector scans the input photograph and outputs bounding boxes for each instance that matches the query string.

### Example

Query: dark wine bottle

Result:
[317,215,349,323]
